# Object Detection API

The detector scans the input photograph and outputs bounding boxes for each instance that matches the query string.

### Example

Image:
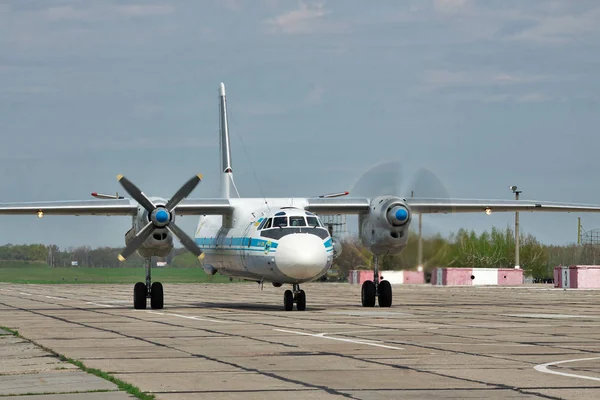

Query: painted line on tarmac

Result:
[86,301,115,308]
[274,328,404,350]
[534,357,600,382]
[45,296,67,300]
[146,311,239,324]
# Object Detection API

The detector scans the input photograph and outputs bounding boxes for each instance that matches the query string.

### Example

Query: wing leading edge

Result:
[305,197,600,215]
[0,198,233,216]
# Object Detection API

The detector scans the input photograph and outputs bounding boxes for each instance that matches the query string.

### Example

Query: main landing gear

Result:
[133,258,164,310]
[283,283,306,311]
[361,255,392,308]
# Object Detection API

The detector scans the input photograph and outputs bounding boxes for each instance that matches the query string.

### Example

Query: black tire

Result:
[378,280,392,308]
[296,290,306,311]
[361,280,376,307]
[133,282,147,310]
[284,290,294,311]
[151,282,164,310]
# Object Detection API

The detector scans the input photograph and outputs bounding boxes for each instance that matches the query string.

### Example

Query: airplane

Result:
[3,82,600,311]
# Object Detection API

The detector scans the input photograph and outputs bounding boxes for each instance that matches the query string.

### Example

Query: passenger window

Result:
[273,216,287,227]
[306,216,319,227]
[289,216,307,227]
[263,218,272,229]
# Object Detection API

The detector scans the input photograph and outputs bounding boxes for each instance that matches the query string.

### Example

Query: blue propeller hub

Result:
[155,209,170,224]
[395,207,408,222]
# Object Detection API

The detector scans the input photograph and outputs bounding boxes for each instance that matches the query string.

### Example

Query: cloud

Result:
[306,84,325,104]
[44,3,174,22]
[501,5,600,44]
[433,0,470,13]
[265,1,327,34]
[421,69,548,90]
[89,136,217,151]
[516,93,554,103]
[483,93,555,103]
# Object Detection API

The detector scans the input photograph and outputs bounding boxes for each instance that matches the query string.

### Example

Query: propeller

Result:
[351,160,456,268]
[116,174,205,262]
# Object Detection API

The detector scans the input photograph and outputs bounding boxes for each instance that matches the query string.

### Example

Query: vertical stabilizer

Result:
[219,82,233,198]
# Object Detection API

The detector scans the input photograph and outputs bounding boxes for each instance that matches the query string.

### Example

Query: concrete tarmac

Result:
[1,282,600,399]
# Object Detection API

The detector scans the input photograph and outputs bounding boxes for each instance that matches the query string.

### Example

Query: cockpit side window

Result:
[289,216,307,227]
[273,216,287,227]
[257,218,267,230]
[306,216,320,227]
[262,218,272,229]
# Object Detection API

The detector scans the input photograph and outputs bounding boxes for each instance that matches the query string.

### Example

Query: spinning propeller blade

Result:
[351,161,454,268]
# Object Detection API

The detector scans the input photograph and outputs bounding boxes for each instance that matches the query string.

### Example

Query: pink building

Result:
[432,267,523,286]
[347,270,425,285]
[554,265,600,288]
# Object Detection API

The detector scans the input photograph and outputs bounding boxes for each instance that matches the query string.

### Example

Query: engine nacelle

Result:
[359,196,411,256]
[124,201,175,258]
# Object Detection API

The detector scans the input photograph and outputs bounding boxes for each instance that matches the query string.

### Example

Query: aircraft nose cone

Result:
[275,234,328,280]
[155,209,169,223]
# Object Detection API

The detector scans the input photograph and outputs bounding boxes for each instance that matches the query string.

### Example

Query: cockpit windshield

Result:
[258,209,325,231]
[289,216,306,227]
[273,216,287,228]
[306,216,321,227]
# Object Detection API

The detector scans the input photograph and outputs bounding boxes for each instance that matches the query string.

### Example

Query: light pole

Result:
[510,185,522,269]
[412,191,423,270]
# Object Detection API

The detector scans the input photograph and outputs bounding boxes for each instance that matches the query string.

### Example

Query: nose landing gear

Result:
[283,283,306,311]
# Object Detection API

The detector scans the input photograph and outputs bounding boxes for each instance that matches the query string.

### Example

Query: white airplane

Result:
[2,82,600,311]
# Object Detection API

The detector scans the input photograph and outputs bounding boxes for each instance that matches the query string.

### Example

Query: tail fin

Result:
[219,82,233,198]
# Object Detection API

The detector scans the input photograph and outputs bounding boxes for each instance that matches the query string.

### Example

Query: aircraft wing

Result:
[0,198,233,216]
[171,199,232,215]
[406,198,600,214]
[0,199,138,216]
[305,197,600,215]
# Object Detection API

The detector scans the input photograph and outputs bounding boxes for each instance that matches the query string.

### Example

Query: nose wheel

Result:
[283,284,306,311]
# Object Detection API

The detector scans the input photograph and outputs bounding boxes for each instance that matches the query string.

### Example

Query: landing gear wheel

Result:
[284,290,294,311]
[296,290,306,311]
[361,280,376,307]
[150,282,164,309]
[378,280,392,308]
[133,282,147,310]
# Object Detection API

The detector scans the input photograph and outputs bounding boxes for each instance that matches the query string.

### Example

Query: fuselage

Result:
[194,198,334,284]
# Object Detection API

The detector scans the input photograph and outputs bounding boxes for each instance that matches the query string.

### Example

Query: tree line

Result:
[333,226,600,280]
[1,226,598,280]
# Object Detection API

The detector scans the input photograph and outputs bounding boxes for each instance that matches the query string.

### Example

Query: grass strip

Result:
[0,326,155,400]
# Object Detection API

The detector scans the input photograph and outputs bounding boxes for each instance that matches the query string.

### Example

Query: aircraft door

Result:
[240,221,254,268]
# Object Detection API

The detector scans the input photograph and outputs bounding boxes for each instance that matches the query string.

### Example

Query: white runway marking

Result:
[502,313,600,319]
[45,296,66,300]
[19,292,32,296]
[274,328,404,350]
[534,357,600,382]
[146,311,238,324]
[86,302,114,308]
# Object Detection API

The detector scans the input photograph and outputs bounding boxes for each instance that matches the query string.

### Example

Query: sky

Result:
[1,0,600,250]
